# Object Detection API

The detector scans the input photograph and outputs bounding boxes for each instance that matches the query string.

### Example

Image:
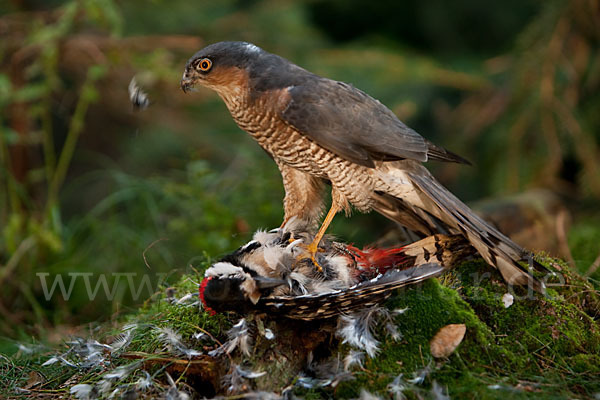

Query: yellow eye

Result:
[197,58,212,72]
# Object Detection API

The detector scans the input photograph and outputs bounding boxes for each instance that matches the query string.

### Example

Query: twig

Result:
[555,209,575,267]
[0,236,36,286]
[142,238,169,269]
[175,360,192,385]
[585,251,600,277]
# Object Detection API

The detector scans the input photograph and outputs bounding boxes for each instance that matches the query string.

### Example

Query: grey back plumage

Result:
[281,80,430,167]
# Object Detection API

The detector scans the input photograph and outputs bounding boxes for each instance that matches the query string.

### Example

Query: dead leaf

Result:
[24,371,45,389]
[430,324,466,358]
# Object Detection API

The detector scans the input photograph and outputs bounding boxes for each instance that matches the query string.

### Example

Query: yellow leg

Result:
[303,202,340,272]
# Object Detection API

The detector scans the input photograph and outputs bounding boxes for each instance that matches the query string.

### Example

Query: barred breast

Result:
[224,95,376,212]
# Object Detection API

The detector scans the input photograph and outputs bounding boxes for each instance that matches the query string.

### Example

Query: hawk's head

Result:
[180,41,267,95]
[181,41,312,100]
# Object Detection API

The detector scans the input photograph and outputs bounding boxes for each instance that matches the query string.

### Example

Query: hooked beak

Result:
[180,77,193,93]
[180,69,196,93]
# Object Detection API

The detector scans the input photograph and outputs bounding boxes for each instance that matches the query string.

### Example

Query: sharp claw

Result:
[293,242,324,273]
[311,254,324,273]
[286,238,304,252]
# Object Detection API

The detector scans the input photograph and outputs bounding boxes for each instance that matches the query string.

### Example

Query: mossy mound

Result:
[5,256,599,399]
[119,255,599,398]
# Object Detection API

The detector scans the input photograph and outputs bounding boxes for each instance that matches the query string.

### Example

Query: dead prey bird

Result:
[199,222,472,320]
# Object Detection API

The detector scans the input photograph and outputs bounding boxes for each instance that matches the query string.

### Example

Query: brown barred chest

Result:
[224,97,333,178]
[222,95,376,211]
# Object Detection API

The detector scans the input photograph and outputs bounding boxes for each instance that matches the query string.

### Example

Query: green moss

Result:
[126,265,233,355]
[335,258,600,399]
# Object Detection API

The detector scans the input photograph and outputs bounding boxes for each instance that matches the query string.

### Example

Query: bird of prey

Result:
[181,41,546,292]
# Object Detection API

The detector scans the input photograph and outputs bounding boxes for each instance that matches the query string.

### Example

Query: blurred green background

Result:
[0,0,599,344]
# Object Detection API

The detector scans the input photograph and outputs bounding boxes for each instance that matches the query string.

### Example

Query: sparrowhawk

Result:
[181,41,546,292]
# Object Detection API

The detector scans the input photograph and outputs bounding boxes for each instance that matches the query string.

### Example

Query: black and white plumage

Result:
[199,222,464,320]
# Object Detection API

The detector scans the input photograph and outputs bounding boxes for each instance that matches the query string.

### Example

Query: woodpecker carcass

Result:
[199,224,472,320]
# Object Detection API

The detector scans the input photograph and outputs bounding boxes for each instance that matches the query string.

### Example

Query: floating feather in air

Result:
[128,77,150,110]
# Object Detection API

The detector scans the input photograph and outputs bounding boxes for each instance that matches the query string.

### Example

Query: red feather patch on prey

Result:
[199,277,217,316]
[346,245,408,278]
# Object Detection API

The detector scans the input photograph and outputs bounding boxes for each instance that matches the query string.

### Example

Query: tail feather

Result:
[408,171,547,292]
[376,162,547,292]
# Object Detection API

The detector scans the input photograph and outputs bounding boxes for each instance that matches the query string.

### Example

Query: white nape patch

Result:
[252,229,273,246]
[244,43,262,53]
[206,262,244,278]
[326,255,355,286]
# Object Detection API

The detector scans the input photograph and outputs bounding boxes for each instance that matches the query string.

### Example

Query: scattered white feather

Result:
[387,374,407,400]
[155,327,202,358]
[42,356,77,368]
[107,387,120,399]
[264,328,275,340]
[343,350,364,371]
[222,364,265,394]
[165,373,190,400]
[128,77,150,110]
[431,380,450,400]
[301,355,354,389]
[97,378,113,394]
[70,384,95,399]
[216,318,253,357]
[392,307,410,315]
[175,293,195,305]
[408,363,432,385]
[136,370,153,391]
[337,307,386,357]
[17,344,34,354]
[102,362,140,380]
[41,356,59,367]
[109,324,137,353]
[236,366,267,379]
[385,322,403,341]
[359,389,383,400]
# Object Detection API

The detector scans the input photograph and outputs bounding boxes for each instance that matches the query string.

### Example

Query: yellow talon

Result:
[295,241,324,273]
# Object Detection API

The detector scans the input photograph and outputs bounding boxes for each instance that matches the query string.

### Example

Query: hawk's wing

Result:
[280,78,467,168]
